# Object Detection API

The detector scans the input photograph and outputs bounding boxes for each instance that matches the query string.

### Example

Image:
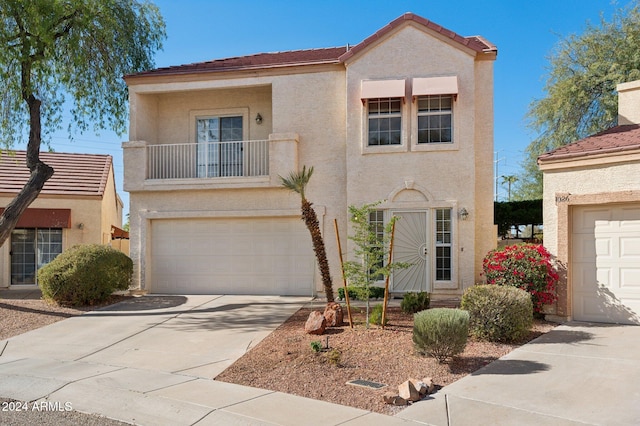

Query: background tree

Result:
[516,1,640,200]
[0,0,165,247]
[280,166,335,303]
[501,175,518,201]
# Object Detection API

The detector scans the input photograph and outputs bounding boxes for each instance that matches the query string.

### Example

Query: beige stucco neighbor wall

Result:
[542,160,640,318]
[0,195,114,288]
[0,163,124,289]
[618,80,640,125]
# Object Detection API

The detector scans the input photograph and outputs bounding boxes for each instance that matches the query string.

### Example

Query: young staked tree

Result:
[517,1,640,200]
[343,202,408,325]
[280,166,335,303]
[0,0,165,247]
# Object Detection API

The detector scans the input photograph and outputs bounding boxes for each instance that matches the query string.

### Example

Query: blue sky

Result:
[25,0,627,215]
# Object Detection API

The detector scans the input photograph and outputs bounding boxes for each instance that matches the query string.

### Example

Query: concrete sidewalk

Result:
[1,294,639,425]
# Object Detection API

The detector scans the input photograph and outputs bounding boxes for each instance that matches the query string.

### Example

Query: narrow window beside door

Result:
[435,209,452,281]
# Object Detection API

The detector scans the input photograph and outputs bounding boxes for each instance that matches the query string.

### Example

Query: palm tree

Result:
[501,175,518,201]
[280,166,334,302]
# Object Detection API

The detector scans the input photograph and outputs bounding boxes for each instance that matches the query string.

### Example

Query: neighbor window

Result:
[435,209,452,281]
[368,98,402,146]
[417,95,453,144]
[10,228,62,285]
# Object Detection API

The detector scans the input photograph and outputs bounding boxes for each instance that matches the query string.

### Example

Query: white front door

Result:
[391,211,430,292]
[572,204,640,324]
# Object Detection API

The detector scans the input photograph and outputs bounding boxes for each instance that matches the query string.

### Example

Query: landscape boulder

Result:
[304,311,326,335]
[383,392,407,406]
[398,380,421,402]
[323,302,343,326]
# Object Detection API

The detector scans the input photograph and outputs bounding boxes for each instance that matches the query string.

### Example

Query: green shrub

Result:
[337,286,385,300]
[413,308,469,363]
[483,244,558,313]
[461,285,533,342]
[401,292,430,314]
[368,303,388,326]
[38,244,133,306]
[310,340,322,353]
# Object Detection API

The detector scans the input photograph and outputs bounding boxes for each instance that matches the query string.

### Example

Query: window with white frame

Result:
[435,208,452,281]
[368,98,402,146]
[196,116,243,177]
[417,95,453,144]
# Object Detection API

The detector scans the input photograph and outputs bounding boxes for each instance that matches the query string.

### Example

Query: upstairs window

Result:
[368,98,402,146]
[417,95,453,144]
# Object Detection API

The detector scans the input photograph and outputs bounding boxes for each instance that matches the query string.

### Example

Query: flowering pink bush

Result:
[482,244,559,313]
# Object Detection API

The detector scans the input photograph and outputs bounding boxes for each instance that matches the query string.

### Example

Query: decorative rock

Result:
[304,311,326,335]
[323,302,343,326]
[398,380,421,402]
[421,377,436,395]
[410,378,428,396]
[383,392,408,406]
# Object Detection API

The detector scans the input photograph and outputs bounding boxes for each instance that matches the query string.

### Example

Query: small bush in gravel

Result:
[310,340,322,353]
[461,285,533,342]
[413,308,469,363]
[38,244,133,306]
[401,292,430,314]
[368,303,388,326]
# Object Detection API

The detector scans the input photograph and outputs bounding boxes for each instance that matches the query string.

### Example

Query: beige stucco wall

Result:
[0,195,106,288]
[125,22,495,298]
[618,80,640,125]
[343,24,494,294]
[126,68,347,293]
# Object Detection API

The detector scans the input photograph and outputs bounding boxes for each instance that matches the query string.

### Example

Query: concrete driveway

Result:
[1,294,640,425]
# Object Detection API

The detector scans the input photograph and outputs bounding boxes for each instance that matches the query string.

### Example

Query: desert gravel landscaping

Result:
[1,293,556,420]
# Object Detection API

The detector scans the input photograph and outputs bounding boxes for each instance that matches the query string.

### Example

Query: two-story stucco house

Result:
[123,13,497,300]
[539,80,640,325]
[0,151,125,289]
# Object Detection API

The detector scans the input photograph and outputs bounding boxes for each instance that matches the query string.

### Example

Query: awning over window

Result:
[412,76,458,100]
[361,79,406,103]
[0,208,71,228]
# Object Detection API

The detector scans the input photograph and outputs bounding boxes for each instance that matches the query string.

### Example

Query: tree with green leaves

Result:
[343,202,409,325]
[0,0,165,247]
[280,166,335,303]
[517,1,640,200]
[501,175,518,201]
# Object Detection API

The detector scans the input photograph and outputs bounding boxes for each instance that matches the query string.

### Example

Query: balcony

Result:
[147,140,269,180]
[123,133,299,191]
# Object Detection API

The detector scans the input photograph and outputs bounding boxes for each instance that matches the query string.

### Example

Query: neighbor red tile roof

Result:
[126,13,496,79]
[0,151,112,197]
[538,124,640,163]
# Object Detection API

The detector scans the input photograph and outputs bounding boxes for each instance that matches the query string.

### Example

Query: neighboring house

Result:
[539,80,640,325]
[0,151,125,289]
[123,13,497,299]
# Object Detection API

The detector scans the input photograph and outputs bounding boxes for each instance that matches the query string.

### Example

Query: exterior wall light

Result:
[255,113,263,124]
[458,208,469,221]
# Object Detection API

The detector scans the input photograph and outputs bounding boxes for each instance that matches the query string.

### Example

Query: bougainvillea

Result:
[482,244,559,313]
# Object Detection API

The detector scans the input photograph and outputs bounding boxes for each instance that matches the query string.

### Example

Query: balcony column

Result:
[268,133,299,185]
[122,140,148,192]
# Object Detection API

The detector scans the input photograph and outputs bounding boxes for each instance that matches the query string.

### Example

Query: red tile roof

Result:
[339,13,496,62]
[538,124,640,163]
[0,151,112,197]
[126,13,496,79]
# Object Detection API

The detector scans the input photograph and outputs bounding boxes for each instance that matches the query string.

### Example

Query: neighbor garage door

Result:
[572,204,640,324]
[150,217,315,295]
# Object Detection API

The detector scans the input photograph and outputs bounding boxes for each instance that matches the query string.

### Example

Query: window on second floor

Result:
[417,95,453,144]
[368,98,402,146]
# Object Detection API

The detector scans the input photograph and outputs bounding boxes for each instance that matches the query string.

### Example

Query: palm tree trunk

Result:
[301,199,334,302]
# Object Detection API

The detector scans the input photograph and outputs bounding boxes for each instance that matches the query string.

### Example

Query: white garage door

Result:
[572,204,640,324]
[150,217,315,295]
